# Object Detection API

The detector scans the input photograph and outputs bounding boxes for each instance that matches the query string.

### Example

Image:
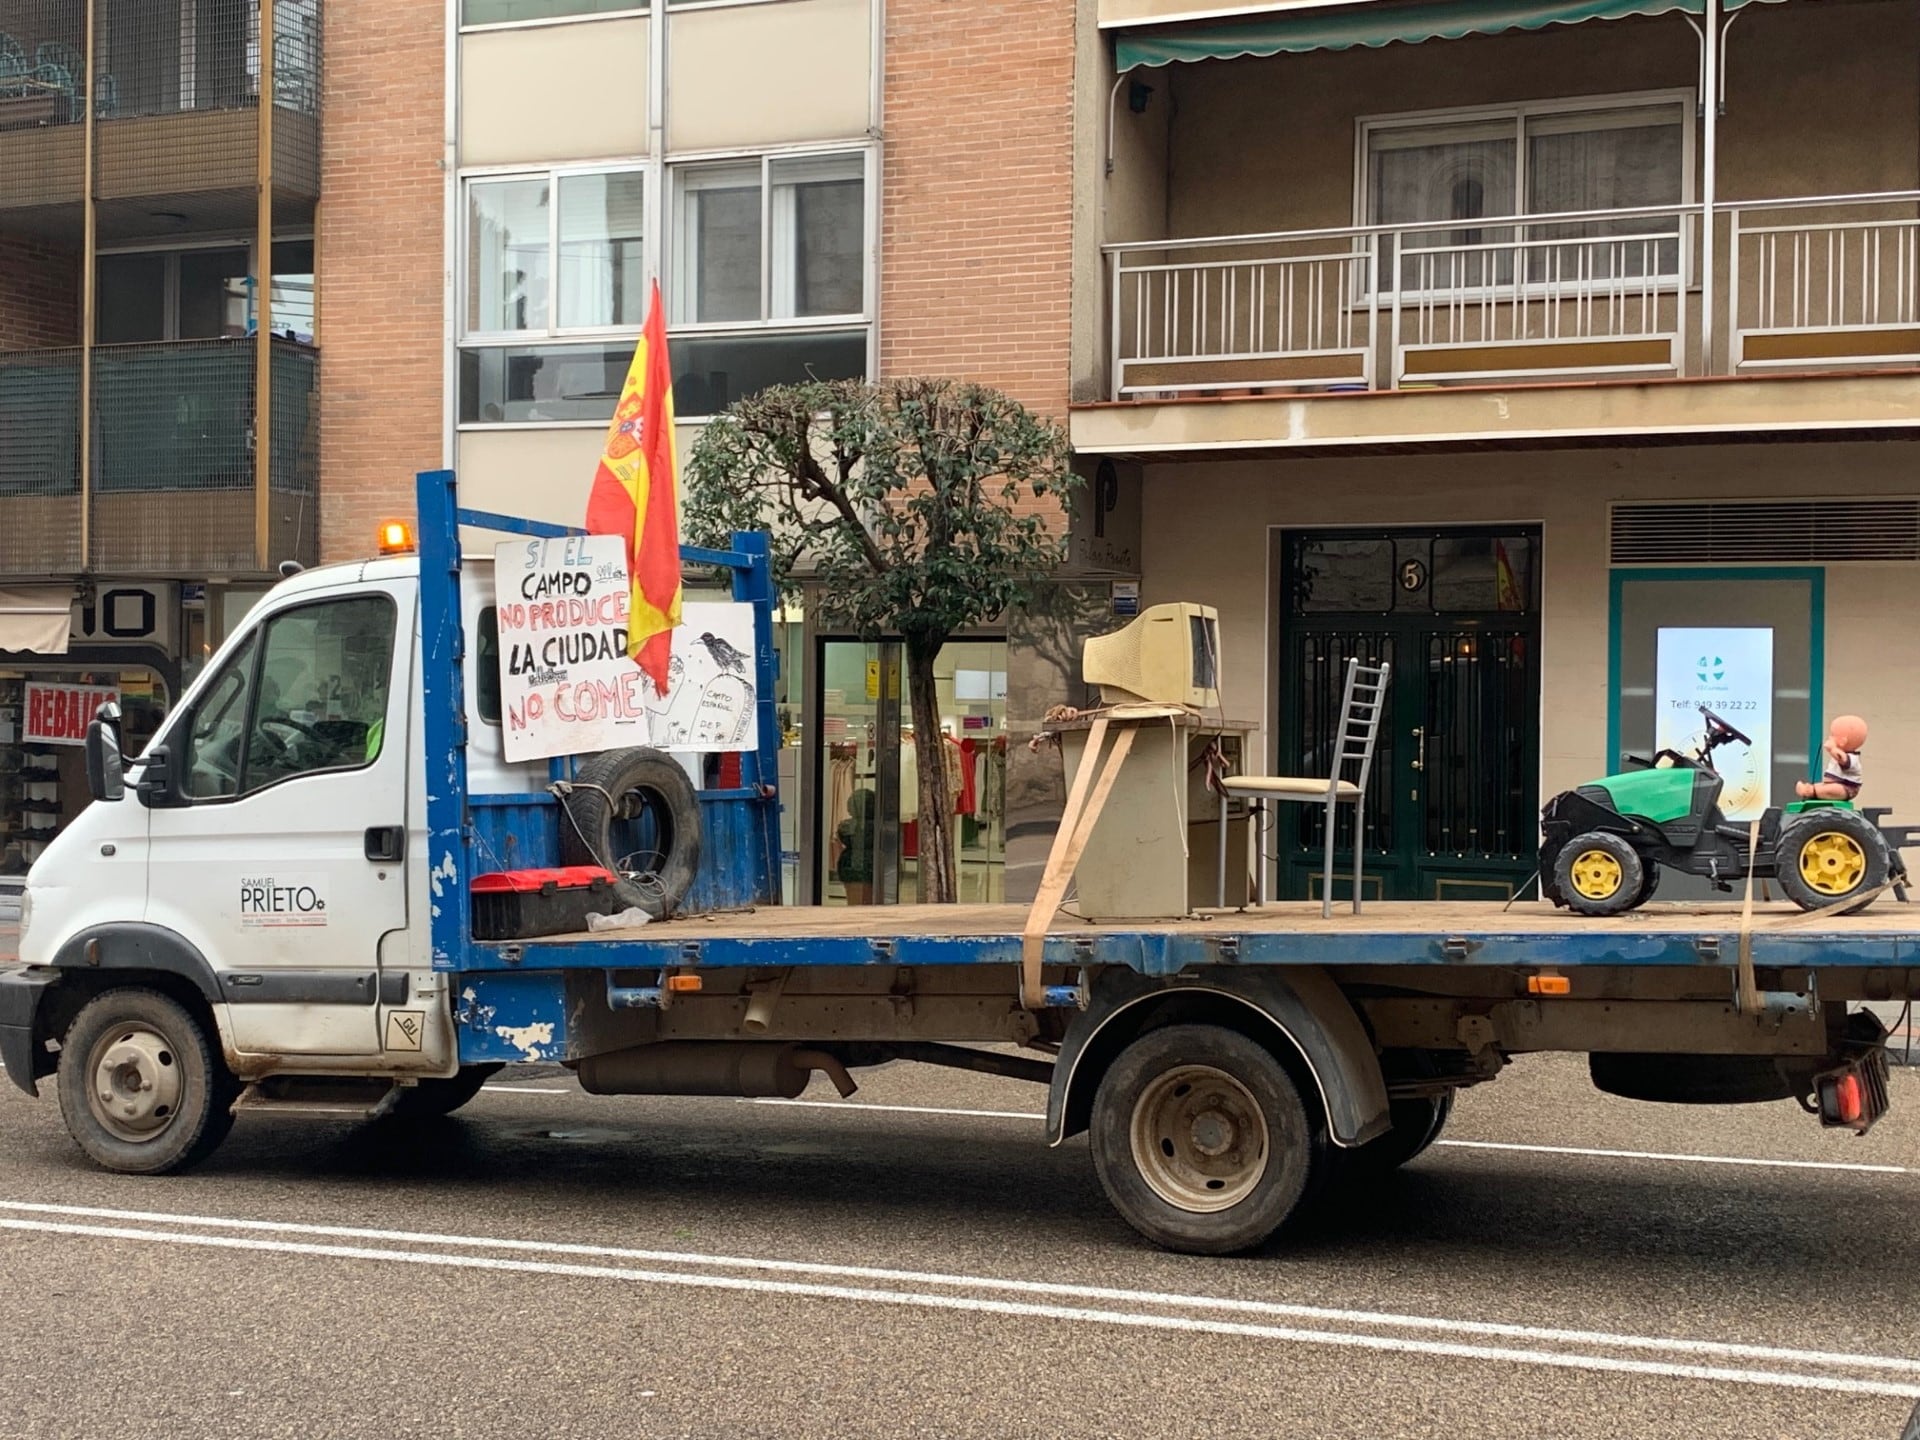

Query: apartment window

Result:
[668,151,870,416]
[462,0,643,26]
[462,167,648,423]
[1362,95,1688,290]
[467,168,646,336]
[97,247,249,343]
[97,242,317,345]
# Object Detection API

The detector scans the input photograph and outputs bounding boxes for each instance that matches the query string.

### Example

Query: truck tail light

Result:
[1813,1049,1890,1135]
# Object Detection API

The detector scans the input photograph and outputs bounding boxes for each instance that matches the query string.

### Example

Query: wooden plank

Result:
[1401,337,1671,376]
[1022,721,1135,1008]
[1742,328,1920,363]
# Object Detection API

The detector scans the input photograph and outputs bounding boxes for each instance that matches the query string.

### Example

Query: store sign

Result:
[23,682,120,746]
[1655,627,1774,820]
[70,583,175,650]
[494,536,759,763]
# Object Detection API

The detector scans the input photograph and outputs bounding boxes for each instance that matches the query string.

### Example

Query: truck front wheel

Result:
[57,987,236,1175]
[1089,1023,1322,1255]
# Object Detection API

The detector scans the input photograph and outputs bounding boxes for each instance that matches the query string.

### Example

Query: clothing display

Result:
[981,737,1006,824]
[955,736,979,817]
[827,747,858,837]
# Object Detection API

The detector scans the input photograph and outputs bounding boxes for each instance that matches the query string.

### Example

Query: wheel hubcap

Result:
[1569,849,1624,900]
[1130,1064,1269,1213]
[87,1026,184,1143]
[1798,832,1867,896]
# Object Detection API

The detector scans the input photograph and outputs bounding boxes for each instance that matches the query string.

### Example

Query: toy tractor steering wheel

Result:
[1698,705,1754,748]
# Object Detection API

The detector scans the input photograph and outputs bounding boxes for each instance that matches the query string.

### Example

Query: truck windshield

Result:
[180,594,396,799]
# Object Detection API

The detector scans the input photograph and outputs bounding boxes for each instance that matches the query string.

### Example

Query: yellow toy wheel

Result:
[1569,849,1624,901]
[1552,831,1646,917]
[1778,810,1887,912]
[1797,831,1866,896]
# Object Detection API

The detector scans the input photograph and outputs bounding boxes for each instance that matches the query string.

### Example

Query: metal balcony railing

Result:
[1106,192,1920,399]
[0,337,317,573]
[1730,193,1920,372]
[0,0,320,129]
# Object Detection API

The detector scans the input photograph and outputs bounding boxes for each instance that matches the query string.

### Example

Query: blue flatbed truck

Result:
[0,470,1911,1254]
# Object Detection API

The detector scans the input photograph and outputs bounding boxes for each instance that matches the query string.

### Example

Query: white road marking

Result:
[1434,1139,1913,1177]
[480,1085,572,1095]
[1,1198,1915,1379]
[1,1214,1914,1400]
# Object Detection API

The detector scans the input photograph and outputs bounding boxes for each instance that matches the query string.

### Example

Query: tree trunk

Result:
[905,633,958,903]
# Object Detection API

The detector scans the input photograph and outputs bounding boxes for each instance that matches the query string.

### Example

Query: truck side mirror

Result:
[84,702,125,803]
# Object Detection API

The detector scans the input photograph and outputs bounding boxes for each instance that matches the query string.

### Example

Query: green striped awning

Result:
[1115,0,1708,69]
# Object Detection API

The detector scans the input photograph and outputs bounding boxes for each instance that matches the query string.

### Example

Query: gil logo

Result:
[1696,655,1725,683]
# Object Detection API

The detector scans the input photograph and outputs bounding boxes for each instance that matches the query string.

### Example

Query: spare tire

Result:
[558,747,702,919]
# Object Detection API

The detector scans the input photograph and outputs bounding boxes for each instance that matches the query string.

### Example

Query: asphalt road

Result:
[1,1053,1917,1440]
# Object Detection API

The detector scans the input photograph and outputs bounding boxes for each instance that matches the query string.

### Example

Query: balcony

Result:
[1083,193,1920,451]
[1107,193,1920,395]
[1080,0,1920,454]
[0,0,319,242]
[0,337,317,575]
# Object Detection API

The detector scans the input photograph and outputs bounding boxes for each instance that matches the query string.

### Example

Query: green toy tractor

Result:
[1540,705,1913,917]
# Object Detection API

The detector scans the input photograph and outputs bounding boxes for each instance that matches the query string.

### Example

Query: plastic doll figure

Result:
[1797,714,1867,800]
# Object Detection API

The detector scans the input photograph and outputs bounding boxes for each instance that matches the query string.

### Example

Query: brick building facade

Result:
[315,0,446,563]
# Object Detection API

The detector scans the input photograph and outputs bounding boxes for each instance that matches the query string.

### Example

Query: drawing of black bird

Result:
[697,631,749,675]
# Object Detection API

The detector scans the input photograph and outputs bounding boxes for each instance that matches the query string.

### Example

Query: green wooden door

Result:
[1277,528,1542,902]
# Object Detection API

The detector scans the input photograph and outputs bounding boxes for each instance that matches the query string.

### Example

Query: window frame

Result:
[668,147,874,334]
[95,233,318,344]
[1352,89,1697,298]
[456,144,877,427]
[170,592,400,806]
[458,1,647,33]
[461,161,655,345]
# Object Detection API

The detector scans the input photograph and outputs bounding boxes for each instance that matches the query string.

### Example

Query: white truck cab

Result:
[9,553,487,1165]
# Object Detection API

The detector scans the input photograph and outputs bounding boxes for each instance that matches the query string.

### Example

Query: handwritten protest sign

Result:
[495,536,758,763]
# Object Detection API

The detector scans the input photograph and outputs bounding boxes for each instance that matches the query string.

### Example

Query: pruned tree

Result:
[683,377,1078,903]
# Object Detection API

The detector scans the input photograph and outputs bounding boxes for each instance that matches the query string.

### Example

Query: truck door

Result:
[143,580,411,1056]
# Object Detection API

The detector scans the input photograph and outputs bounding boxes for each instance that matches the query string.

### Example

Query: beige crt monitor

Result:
[1082,602,1220,709]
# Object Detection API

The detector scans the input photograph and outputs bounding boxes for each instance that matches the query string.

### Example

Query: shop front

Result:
[0,582,187,875]
[1131,438,1920,904]
[812,637,1010,906]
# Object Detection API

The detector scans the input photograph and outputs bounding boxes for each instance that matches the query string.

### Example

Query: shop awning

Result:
[1116,0,1706,69]
[0,588,72,655]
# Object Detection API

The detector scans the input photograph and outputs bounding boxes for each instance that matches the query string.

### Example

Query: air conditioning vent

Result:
[1610,499,1920,565]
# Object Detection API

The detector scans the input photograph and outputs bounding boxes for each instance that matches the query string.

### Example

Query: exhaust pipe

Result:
[577,1042,857,1099]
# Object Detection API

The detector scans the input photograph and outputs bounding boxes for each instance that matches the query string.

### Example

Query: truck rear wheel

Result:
[1777,810,1888,914]
[1089,1023,1321,1255]
[56,987,236,1175]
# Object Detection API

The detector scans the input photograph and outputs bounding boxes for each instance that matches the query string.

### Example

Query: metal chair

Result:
[0,35,29,98]
[1222,657,1390,918]
[34,44,84,122]
[273,33,316,115]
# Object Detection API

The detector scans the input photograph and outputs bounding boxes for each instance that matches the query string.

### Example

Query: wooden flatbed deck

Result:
[483,900,1920,977]
[602,899,1920,942]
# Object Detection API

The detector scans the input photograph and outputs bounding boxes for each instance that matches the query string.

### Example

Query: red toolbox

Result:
[470,866,620,941]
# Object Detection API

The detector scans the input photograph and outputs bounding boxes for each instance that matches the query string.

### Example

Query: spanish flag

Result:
[586,279,682,694]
